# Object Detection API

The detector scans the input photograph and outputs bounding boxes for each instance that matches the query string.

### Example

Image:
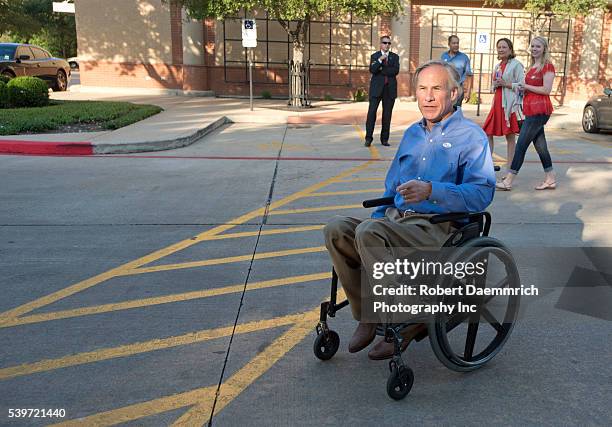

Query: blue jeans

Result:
[509,114,553,174]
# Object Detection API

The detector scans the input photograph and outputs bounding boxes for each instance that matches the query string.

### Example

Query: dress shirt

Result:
[372,109,495,218]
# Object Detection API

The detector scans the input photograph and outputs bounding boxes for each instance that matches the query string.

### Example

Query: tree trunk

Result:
[288,20,309,107]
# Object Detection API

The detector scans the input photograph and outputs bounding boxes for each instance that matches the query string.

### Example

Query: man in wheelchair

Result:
[324,60,495,360]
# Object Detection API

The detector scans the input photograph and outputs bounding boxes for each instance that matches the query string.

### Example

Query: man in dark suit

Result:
[365,35,400,147]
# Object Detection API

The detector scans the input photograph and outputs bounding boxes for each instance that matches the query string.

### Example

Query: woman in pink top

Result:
[497,36,556,191]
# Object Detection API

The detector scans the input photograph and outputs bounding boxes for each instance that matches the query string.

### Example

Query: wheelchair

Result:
[313,197,521,400]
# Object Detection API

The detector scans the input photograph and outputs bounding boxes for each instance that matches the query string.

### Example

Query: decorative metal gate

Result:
[429,8,571,101]
[222,12,374,87]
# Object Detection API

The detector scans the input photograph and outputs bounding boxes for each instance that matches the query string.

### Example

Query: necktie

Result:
[383,57,388,85]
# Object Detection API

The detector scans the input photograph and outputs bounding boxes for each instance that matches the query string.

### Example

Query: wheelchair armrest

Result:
[429,211,491,236]
[362,196,395,208]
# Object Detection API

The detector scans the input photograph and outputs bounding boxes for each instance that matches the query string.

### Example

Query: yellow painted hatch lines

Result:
[330,177,384,183]
[202,225,324,241]
[123,246,327,276]
[0,273,332,329]
[173,308,322,426]
[0,161,374,326]
[0,312,310,381]
[268,204,362,215]
[304,188,384,197]
[7,123,378,425]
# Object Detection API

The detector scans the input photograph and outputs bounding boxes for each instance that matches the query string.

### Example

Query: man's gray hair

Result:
[413,60,463,98]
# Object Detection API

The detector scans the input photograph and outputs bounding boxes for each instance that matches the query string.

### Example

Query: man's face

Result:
[380,38,391,52]
[449,37,459,53]
[416,65,457,126]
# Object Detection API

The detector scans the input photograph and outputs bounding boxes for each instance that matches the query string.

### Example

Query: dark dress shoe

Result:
[364,139,373,147]
[367,324,427,360]
[348,322,377,353]
[367,337,409,360]
[381,141,390,146]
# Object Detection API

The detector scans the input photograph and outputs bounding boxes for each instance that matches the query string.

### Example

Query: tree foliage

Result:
[485,0,608,18]
[0,0,76,58]
[171,0,401,50]
[0,0,41,38]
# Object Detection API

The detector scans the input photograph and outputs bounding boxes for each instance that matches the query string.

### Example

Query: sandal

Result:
[535,181,556,190]
[496,179,512,191]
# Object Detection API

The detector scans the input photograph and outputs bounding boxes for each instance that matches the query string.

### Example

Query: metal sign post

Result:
[249,49,253,111]
[475,32,490,117]
[242,19,257,112]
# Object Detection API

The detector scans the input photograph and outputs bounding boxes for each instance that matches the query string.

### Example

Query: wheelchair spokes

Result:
[429,241,521,371]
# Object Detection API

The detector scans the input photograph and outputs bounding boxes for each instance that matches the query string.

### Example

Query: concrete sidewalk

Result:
[0,91,587,155]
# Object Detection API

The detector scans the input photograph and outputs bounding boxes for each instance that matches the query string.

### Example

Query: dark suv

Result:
[0,43,71,91]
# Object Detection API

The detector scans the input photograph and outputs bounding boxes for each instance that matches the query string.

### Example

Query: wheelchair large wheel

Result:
[428,237,520,372]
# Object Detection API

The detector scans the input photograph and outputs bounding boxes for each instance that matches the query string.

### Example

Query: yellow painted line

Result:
[51,290,347,426]
[123,247,327,276]
[268,204,362,215]
[53,386,216,427]
[1,273,332,328]
[305,189,384,197]
[0,161,373,325]
[330,177,384,183]
[175,289,346,425]
[0,312,309,381]
[353,124,380,159]
[203,225,324,241]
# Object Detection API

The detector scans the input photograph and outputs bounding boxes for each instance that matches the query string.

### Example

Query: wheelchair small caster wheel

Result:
[313,330,340,360]
[386,365,414,400]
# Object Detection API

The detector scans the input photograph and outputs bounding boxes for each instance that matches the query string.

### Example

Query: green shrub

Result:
[0,81,7,108]
[323,94,334,101]
[6,76,50,108]
[353,87,367,102]
[261,90,272,99]
[0,75,11,84]
[467,92,481,105]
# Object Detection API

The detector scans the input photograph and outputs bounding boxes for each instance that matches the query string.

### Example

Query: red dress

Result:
[483,62,520,136]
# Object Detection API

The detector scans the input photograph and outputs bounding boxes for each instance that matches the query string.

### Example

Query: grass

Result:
[0,100,163,135]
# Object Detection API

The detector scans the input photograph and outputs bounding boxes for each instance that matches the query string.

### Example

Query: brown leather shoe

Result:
[367,324,427,360]
[348,322,377,353]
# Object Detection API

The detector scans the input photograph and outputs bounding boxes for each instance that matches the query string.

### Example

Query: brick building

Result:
[74,0,611,105]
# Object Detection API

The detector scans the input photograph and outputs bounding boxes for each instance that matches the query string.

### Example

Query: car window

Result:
[16,46,34,59]
[30,47,49,60]
[0,45,17,61]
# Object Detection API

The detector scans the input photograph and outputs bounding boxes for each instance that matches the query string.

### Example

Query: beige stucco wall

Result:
[392,0,411,73]
[75,0,172,63]
[182,11,204,66]
[579,10,604,80]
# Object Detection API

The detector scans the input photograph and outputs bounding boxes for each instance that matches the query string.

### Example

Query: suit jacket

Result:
[369,51,400,99]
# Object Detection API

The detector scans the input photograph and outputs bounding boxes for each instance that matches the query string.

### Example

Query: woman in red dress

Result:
[483,38,524,173]
[496,36,556,191]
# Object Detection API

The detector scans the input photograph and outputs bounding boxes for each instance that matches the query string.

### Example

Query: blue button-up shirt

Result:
[372,109,495,218]
[441,51,473,84]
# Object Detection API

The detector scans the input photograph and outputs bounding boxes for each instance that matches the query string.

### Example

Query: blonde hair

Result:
[530,36,552,72]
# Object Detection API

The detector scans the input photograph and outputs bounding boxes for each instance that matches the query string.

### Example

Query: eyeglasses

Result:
[382,41,391,45]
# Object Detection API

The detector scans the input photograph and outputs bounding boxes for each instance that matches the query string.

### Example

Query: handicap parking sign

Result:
[475,31,490,54]
[242,19,257,47]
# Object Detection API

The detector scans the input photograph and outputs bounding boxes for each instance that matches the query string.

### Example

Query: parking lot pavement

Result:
[0,121,611,425]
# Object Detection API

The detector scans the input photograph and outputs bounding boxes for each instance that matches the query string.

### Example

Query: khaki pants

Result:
[323,208,454,321]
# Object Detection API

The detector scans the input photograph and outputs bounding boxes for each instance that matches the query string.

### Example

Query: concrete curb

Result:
[92,116,231,154]
[0,140,94,155]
